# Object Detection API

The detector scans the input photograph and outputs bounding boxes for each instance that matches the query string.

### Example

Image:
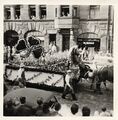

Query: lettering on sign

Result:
[83,42,94,44]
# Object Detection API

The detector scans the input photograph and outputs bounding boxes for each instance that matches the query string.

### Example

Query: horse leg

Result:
[72,79,78,93]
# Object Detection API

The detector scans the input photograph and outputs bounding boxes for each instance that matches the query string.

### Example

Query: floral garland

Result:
[26,72,63,87]
[26,72,42,82]
[51,76,63,86]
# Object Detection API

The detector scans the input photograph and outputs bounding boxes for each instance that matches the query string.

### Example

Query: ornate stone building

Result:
[4,5,114,53]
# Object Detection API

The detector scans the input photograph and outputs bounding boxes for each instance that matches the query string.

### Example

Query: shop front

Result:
[78,32,100,54]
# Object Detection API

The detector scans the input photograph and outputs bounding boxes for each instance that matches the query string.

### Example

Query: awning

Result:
[78,32,99,39]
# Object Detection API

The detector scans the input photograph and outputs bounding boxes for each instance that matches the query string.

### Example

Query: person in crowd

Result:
[33,97,44,115]
[48,42,53,54]
[51,42,57,55]
[12,81,21,91]
[109,110,113,116]
[50,102,62,116]
[70,103,79,116]
[36,102,51,116]
[62,12,66,17]
[40,53,45,65]
[94,110,100,116]
[14,96,33,116]
[82,106,91,116]
[62,70,77,101]
[99,107,111,116]
[4,99,15,116]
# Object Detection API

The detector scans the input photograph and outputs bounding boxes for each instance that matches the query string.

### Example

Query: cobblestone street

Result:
[54,80,113,116]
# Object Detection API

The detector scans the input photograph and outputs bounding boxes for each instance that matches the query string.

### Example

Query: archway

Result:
[4,30,19,62]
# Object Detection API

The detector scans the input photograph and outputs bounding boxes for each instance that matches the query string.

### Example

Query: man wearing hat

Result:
[62,70,77,101]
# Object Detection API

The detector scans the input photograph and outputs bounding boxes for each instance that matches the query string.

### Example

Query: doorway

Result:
[49,34,56,44]
[61,29,70,51]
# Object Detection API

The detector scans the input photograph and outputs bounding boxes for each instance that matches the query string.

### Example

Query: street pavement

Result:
[54,80,113,116]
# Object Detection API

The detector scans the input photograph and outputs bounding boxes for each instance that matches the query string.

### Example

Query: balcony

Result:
[54,17,79,29]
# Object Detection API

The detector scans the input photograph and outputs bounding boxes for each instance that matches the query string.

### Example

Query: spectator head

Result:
[110,110,113,116]
[82,106,91,116]
[14,80,19,86]
[101,107,106,112]
[37,97,43,106]
[42,102,50,113]
[20,96,26,104]
[71,103,79,115]
[6,99,13,107]
[54,102,61,112]
[94,110,99,116]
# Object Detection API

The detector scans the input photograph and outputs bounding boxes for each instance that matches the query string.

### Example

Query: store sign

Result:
[83,42,94,45]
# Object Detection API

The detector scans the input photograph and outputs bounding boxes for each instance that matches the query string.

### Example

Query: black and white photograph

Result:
[3,4,114,117]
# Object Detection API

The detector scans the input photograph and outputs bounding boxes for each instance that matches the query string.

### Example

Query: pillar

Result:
[20,5,29,20]
[56,29,62,51]
[57,5,61,17]
[36,5,40,19]
[69,5,73,17]
[70,29,76,48]
[10,5,15,20]
[44,34,49,52]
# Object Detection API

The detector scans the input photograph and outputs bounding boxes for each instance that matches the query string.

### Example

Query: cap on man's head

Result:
[67,70,72,73]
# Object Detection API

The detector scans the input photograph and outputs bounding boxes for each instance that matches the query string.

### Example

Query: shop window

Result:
[15,5,20,19]
[29,5,36,19]
[61,5,69,17]
[89,5,100,19]
[40,5,47,19]
[4,6,11,19]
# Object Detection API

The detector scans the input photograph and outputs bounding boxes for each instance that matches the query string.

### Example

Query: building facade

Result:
[4,5,114,53]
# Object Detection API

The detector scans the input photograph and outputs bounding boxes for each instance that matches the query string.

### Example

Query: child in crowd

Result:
[82,106,91,116]
[99,107,111,116]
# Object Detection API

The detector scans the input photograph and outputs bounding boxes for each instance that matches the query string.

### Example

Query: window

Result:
[4,6,11,19]
[89,5,100,19]
[61,5,69,17]
[49,34,56,44]
[40,5,46,19]
[73,7,77,17]
[29,5,36,19]
[15,5,20,19]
